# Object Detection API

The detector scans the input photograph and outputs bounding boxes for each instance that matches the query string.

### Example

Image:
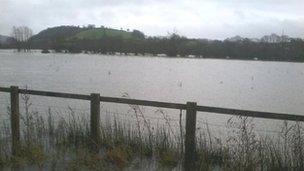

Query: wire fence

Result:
[0,96,287,136]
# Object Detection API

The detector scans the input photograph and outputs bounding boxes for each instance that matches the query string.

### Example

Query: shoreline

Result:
[1,48,303,64]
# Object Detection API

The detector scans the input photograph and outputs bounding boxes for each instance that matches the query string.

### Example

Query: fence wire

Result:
[0,94,301,138]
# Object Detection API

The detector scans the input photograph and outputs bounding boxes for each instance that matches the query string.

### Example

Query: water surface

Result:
[1,50,303,135]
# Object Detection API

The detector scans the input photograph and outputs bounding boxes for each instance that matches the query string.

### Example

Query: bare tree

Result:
[11,26,33,51]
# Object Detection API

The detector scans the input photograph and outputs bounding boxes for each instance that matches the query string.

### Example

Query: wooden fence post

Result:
[90,93,100,152]
[184,102,197,170]
[10,86,20,156]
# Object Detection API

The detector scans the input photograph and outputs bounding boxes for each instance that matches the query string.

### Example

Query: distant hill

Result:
[29,26,84,48]
[30,26,83,41]
[0,35,15,48]
[0,35,13,44]
[29,25,143,49]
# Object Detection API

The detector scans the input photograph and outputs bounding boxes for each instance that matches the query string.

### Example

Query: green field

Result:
[72,28,133,40]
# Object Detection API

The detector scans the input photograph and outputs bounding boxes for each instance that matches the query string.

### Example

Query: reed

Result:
[0,95,304,170]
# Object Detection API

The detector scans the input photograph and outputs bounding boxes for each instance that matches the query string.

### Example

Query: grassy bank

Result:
[1,96,304,170]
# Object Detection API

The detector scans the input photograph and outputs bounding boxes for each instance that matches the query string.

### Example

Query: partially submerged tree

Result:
[11,26,33,51]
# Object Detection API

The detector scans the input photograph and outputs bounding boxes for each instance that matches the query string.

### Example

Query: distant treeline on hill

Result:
[1,25,304,62]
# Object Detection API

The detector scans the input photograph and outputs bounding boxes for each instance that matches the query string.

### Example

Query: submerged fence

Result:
[1,85,304,170]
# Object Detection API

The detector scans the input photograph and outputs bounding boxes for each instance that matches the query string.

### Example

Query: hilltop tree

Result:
[132,30,145,39]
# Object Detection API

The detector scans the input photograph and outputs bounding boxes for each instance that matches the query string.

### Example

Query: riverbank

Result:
[1,48,304,63]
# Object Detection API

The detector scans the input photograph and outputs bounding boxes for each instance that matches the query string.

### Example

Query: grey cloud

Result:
[0,0,303,39]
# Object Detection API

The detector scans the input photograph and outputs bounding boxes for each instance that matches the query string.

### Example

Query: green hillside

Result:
[72,28,133,40]
[30,26,83,42]
[29,26,84,48]
[28,26,144,49]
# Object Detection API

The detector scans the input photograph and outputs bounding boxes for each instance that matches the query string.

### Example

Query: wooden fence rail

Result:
[1,86,304,170]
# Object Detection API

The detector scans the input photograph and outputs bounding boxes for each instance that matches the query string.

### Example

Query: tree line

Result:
[45,33,304,62]
[2,25,304,62]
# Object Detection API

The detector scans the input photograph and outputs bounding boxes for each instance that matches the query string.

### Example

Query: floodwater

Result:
[1,49,304,135]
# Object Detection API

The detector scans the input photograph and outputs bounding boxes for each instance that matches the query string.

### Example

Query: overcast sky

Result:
[1,0,304,39]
